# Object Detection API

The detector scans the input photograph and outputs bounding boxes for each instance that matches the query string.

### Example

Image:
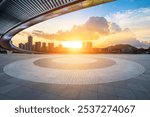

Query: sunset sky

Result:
[13,0,150,48]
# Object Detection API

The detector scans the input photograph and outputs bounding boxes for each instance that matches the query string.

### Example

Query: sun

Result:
[62,41,82,49]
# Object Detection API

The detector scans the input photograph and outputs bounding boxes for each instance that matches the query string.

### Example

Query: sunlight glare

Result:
[62,41,82,48]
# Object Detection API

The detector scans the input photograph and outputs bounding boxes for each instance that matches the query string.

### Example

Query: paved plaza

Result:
[0,54,150,100]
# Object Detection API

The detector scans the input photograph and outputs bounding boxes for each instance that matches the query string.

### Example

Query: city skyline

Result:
[17,35,150,54]
[18,35,93,53]
[12,0,150,48]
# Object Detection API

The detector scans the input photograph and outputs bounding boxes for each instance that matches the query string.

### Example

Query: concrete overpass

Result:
[0,0,114,52]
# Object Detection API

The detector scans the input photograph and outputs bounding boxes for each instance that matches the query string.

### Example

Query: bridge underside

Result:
[0,0,114,52]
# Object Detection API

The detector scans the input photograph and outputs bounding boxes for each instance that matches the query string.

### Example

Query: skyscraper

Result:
[25,43,28,50]
[28,35,33,51]
[86,42,93,49]
[48,43,54,52]
[35,42,41,51]
[86,42,93,52]
[19,43,24,49]
[42,42,47,52]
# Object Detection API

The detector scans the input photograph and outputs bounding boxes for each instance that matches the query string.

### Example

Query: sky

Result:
[13,0,150,48]
[28,0,150,33]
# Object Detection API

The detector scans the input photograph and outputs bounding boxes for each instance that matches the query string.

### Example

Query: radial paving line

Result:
[3,55,145,84]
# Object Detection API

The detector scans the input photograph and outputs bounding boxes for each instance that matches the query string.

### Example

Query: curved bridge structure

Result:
[0,0,114,52]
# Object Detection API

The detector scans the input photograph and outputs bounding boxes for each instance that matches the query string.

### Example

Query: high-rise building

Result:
[19,43,24,49]
[48,43,54,52]
[86,42,93,52]
[35,42,41,51]
[28,35,33,51]
[86,42,93,49]
[25,43,28,50]
[32,45,35,51]
[42,42,47,52]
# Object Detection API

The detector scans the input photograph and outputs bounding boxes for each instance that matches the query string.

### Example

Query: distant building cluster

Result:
[18,36,94,53]
[1,35,150,54]
[17,36,150,54]
[82,42,93,52]
[17,35,150,54]
[19,36,54,52]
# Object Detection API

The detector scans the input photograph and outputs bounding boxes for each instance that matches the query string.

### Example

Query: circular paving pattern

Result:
[3,55,145,84]
[34,57,116,70]
[52,57,97,64]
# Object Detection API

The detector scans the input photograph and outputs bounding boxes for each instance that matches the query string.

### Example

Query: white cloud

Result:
[109,22,122,33]
[106,8,150,41]
[106,8,150,29]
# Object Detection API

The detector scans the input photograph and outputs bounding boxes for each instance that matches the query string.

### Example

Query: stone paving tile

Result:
[24,82,67,95]
[0,73,12,81]
[127,83,148,92]
[0,94,15,100]
[98,85,116,96]
[118,97,135,100]
[22,81,40,89]
[132,90,150,100]
[138,82,150,89]
[5,86,42,100]
[136,76,149,81]
[0,78,6,84]
[81,84,98,93]
[60,88,81,99]
[97,92,118,100]
[0,83,20,94]
[4,54,146,84]
[35,92,61,100]
[0,80,10,88]
[6,78,31,85]
[114,87,136,99]
[0,54,150,100]
[107,81,128,89]
[141,84,150,93]
[143,70,150,75]
[77,90,98,100]
[25,83,52,91]
[67,85,82,90]
[24,83,68,96]
[136,74,150,80]
[37,84,68,96]
[146,67,150,70]
[126,79,144,86]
